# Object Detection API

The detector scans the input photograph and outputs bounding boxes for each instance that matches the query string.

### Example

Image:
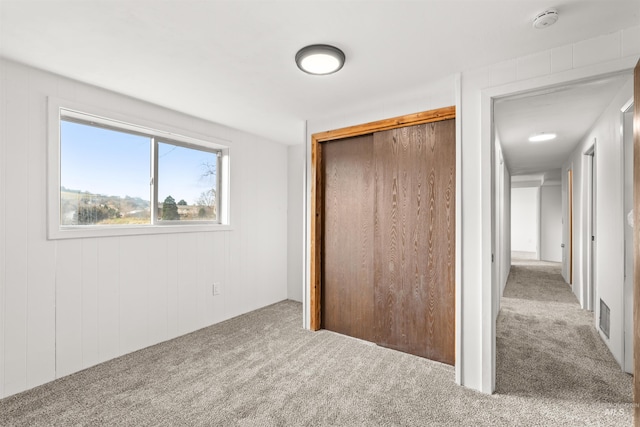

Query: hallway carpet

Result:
[0,265,632,426]
[496,258,632,423]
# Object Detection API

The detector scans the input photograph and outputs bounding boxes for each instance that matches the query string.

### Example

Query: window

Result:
[156,141,220,223]
[48,98,230,239]
[60,120,152,226]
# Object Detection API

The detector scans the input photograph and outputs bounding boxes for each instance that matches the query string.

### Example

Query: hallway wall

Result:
[502,167,512,294]
[510,183,561,263]
[623,109,634,374]
[491,137,512,397]
[562,76,633,368]
[493,139,511,316]
[511,187,538,255]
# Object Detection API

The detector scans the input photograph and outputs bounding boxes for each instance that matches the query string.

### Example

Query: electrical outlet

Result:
[213,282,221,296]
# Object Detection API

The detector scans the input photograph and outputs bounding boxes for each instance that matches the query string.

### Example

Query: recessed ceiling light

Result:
[533,9,559,29]
[295,44,345,75]
[529,133,557,142]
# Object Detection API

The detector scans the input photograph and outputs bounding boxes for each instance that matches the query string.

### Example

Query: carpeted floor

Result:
[0,261,632,426]
[496,258,632,423]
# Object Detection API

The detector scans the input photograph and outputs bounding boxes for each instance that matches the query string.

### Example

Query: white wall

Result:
[287,144,303,302]
[501,165,512,295]
[511,187,538,254]
[562,77,633,369]
[540,185,562,262]
[493,139,511,312]
[510,183,561,262]
[623,108,634,374]
[463,25,639,393]
[0,59,289,399]
[496,154,512,298]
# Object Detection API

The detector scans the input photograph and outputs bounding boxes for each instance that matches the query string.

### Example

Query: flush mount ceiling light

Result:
[533,9,559,29]
[529,132,557,142]
[295,44,345,75]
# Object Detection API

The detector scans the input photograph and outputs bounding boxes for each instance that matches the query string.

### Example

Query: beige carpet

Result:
[496,258,632,422]
[0,264,632,425]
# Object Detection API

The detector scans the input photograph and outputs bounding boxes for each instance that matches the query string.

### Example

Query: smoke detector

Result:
[533,9,559,29]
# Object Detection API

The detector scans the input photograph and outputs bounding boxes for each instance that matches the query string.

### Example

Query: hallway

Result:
[496,258,632,421]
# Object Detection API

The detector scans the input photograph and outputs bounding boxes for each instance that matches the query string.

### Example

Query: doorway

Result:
[491,71,634,398]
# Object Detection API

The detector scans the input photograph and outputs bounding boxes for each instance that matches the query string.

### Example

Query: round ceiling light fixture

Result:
[533,9,559,29]
[528,132,557,142]
[295,44,345,75]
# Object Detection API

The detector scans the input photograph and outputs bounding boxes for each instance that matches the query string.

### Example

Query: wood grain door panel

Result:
[373,120,455,364]
[322,135,375,342]
[373,125,428,355]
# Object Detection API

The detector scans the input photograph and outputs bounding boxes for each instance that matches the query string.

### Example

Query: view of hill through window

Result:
[60,120,218,225]
[157,141,218,222]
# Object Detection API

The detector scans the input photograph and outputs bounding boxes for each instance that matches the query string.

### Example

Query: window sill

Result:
[48,223,233,240]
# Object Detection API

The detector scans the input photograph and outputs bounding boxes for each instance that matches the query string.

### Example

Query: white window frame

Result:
[47,97,231,239]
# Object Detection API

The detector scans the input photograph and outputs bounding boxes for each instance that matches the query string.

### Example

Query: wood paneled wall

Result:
[0,59,288,398]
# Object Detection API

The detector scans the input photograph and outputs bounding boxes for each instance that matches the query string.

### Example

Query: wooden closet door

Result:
[322,134,375,342]
[373,120,455,364]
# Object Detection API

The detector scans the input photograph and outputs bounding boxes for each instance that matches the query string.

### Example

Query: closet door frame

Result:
[310,106,456,330]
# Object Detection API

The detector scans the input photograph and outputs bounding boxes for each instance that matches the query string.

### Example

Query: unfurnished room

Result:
[1,1,639,426]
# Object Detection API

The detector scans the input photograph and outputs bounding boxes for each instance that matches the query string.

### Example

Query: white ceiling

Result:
[0,0,638,145]
[495,73,632,177]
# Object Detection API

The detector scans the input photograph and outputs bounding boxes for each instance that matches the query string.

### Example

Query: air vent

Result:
[599,299,610,338]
